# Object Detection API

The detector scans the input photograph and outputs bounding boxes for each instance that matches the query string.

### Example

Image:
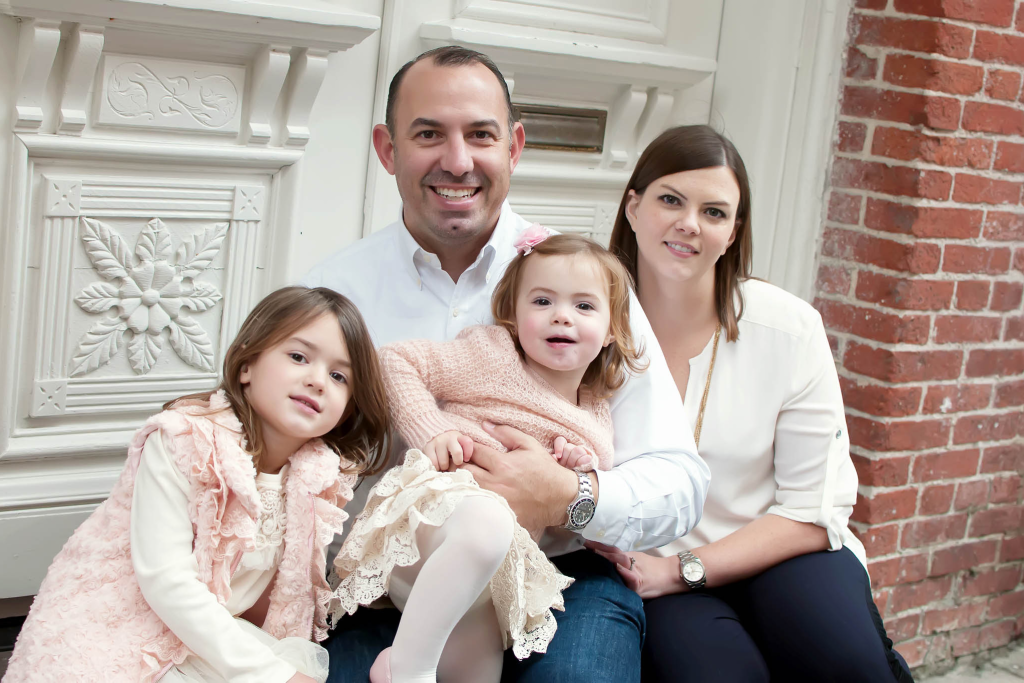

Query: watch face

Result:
[682,561,705,583]
[570,499,596,527]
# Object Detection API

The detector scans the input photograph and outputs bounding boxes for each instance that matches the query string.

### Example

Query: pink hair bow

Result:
[513,223,555,256]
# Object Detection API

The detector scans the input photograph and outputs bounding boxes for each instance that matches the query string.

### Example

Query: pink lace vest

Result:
[5,392,354,682]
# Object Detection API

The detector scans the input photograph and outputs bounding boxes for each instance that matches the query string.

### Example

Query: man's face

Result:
[373,60,525,249]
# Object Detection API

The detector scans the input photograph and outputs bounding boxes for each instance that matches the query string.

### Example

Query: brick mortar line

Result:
[836,115,1024,146]
[851,8,1024,35]
[821,220,1024,253]
[816,293,1021,324]
[843,49,1024,79]
[826,187,1024,213]
[817,255,1024,288]
[833,150,1024,180]
[841,79,1024,105]
[839,115,1024,143]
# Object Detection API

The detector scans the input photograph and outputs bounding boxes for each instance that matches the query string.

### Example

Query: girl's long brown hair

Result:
[491,233,646,399]
[165,287,390,475]
[608,125,753,342]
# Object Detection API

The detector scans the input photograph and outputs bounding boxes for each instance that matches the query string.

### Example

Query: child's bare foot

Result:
[369,646,392,683]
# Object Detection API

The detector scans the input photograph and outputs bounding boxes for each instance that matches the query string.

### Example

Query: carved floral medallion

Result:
[71,218,227,376]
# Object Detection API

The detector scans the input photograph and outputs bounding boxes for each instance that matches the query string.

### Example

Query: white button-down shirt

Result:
[659,279,866,567]
[303,201,710,554]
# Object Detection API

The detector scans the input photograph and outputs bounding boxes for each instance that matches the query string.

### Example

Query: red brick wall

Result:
[816,0,1024,668]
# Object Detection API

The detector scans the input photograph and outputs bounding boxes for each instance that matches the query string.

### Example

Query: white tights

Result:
[386,495,515,683]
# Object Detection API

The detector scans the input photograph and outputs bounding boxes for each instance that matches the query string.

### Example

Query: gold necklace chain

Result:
[692,324,722,449]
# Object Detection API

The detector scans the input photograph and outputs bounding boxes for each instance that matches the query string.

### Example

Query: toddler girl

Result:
[6,287,391,683]
[332,230,645,683]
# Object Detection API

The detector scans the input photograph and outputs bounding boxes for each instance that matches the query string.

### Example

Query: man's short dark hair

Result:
[385,45,517,138]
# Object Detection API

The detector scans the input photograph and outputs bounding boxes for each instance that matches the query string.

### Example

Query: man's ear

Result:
[372,123,397,175]
[508,121,526,172]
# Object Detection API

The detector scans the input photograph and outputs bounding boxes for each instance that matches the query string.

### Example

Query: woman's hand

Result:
[552,435,594,471]
[424,431,475,472]
[586,541,684,600]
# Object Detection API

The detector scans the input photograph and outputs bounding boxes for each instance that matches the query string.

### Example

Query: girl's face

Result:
[625,166,740,290]
[239,313,353,452]
[514,253,613,375]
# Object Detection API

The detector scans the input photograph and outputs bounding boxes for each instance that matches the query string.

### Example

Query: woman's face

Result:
[625,166,741,290]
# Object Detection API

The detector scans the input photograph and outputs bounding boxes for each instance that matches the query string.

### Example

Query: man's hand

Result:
[553,435,594,471]
[460,421,588,530]
[424,431,475,472]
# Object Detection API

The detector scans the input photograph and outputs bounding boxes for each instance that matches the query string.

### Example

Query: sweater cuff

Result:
[401,412,460,451]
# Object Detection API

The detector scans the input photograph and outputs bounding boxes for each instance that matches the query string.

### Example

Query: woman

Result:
[592,125,913,682]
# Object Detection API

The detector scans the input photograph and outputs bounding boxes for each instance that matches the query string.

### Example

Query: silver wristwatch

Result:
[677,550,706,590]
[563,471,596,531]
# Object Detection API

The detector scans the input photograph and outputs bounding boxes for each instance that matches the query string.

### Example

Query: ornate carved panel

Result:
[26,174,268,422]
[97,55,246,134]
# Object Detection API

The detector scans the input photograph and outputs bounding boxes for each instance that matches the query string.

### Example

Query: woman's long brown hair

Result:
[608,125,753,342]
[165,287,391,475]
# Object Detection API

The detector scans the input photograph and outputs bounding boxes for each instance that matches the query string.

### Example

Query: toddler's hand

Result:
[286,673,317,683]
[424,431,475,472]
[552,436,593,471]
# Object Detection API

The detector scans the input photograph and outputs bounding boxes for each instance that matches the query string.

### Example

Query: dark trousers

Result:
[642,546,914,683]
[324,549,645,683]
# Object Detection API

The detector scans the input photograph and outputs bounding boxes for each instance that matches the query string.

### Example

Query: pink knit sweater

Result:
[5,392,354,683]
[380,325,614,470]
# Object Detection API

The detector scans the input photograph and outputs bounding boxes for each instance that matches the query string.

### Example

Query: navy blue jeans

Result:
[323,549,644,683]
[642,546,914,683]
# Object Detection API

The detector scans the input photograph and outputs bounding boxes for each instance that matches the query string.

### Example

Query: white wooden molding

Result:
[605,85,648,169]
[246,45,292,145]
[454,0,668,44]
[57,24,105,134]
[510,199,620,243]
[97,55,245,134]
[20,135,303,168]
[420,18,715,88]
[14,19,61,130]
[282,48,331,147]
[1,0,381,52]
[635,88,675,163]
[768,0,852,301]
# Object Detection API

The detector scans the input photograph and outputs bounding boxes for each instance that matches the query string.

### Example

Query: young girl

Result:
[6,287,391,683]
[331,230,646,683]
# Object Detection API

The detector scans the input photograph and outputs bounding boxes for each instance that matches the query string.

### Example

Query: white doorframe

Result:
[712,0,851,301]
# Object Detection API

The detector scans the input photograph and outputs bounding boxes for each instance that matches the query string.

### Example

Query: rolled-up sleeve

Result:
[583,296,711,551]
[766,314,858,551]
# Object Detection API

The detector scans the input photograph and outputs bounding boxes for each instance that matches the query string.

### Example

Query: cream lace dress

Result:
[132,447,329,682]
[332,326,616,660]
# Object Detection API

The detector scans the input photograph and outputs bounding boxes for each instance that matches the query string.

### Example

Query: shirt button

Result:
[597,530,605,538]
[836,429,842,439]
[452,309,460,318]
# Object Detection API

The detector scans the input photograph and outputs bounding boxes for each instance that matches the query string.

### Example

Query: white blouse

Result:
[659,279,865,567]
[130,431,297,682]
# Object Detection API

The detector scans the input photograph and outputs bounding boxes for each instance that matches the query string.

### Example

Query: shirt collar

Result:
[396,201,519,288]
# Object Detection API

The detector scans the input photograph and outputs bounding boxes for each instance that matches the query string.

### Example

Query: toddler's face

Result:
[514,253,613,376]
[240,313,353,446]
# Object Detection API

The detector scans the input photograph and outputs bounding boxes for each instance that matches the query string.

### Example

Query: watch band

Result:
[563,471,595,531]
[677,549,706,590]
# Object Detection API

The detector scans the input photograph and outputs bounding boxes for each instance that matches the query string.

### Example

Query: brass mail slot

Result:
[515,104,607,153]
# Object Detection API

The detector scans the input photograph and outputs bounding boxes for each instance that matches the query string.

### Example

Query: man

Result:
[304,45,709,683]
